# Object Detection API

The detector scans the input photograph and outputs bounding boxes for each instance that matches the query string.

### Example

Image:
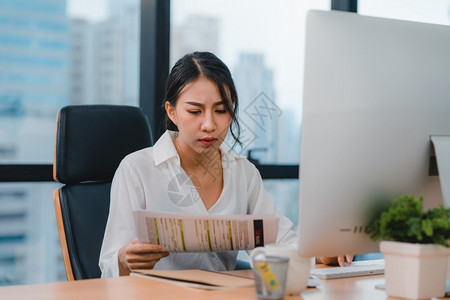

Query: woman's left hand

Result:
[318,255,353,267]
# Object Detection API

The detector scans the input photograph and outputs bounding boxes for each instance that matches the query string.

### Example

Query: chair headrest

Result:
[54,105,153,184]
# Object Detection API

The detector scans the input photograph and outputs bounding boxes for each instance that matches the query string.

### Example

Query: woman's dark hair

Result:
[163,51,241,148]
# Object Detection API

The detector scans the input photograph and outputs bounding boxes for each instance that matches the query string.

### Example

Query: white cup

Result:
[250,244,311,296]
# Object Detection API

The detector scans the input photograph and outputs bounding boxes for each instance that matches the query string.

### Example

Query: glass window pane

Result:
[359,0,450,25]
[0,182,64,285]
[0,0,141,164]
[0,0,141,286]
[171,1,330,164]
[263,179,299,229]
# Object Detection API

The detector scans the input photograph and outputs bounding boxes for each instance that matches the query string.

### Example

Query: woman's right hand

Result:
[118,239,170,276]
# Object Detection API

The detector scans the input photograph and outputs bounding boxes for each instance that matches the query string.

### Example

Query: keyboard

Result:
[311,259,385,279]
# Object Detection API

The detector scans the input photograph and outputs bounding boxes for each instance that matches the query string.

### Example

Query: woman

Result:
[99,51,347,277]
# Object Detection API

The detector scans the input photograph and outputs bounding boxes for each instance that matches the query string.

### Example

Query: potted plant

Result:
[366,194,450,299]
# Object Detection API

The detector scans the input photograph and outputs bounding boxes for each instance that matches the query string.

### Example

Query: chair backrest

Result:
[53,105,153,280]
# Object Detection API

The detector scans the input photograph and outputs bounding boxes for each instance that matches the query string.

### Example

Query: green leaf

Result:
[421,219,433,237]
[366,194,450,247]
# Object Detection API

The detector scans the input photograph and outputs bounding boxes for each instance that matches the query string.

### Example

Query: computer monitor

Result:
[297,10,450,258]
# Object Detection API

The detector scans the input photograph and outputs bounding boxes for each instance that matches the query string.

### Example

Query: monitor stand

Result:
[431,136,450,208]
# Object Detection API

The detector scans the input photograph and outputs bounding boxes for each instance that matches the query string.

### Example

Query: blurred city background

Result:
[0,0,448,286]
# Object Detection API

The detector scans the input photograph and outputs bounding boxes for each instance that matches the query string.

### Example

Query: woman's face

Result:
[165,76,232,155]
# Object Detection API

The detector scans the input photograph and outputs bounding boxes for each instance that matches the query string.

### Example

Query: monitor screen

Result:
[297,10,450,258]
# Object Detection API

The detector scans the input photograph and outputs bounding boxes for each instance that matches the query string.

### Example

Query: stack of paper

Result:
[131,269,254,290]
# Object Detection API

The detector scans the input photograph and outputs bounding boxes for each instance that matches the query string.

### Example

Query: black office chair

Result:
[53,105,153,281]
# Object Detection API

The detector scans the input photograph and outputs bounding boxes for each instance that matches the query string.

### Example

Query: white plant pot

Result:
[380,241,450,299]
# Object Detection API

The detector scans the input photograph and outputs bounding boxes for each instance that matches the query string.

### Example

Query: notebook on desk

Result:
[131,269,254,290]
[311,259,385,280]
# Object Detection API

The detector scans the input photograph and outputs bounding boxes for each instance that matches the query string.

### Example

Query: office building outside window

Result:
[172,1,330,165]
[171,1,330,228]
[0,0,141,285]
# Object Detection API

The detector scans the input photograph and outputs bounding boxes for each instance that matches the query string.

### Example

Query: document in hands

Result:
[133,210,279,252]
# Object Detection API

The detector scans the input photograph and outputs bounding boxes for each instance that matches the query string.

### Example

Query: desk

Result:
[1,267,448,300]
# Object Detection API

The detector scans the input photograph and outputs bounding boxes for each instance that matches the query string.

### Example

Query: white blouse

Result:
[99,130,296,277]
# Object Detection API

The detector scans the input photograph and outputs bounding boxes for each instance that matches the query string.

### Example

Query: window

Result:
[359,0,450,25]
[171,1,330,230]
[0,0,141,285]
[171,1,330,165]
